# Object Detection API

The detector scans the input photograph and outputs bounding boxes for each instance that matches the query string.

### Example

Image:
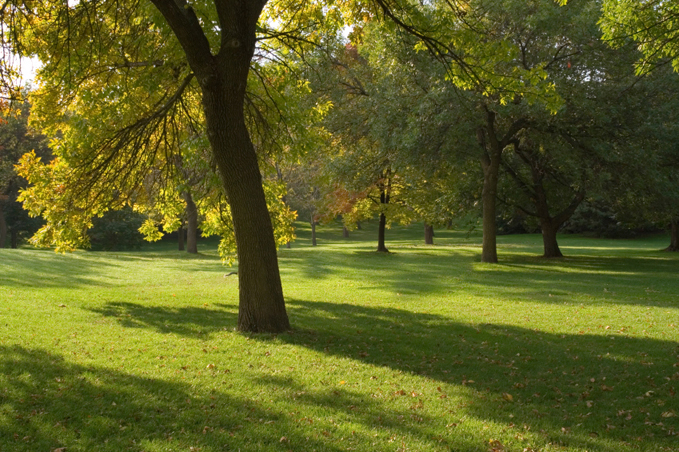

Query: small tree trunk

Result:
[0,202,7,249]
[666,219,679,251]
[424,223,434,245]
[343,226,349,238]
[377,212,389,252]
[178,222,185,251]
[481,161,499,263]
[184,192,198,254]
[377,186,390,253]
[311,214,317,247]
[541,220,563,258]
[10,230,18,249]
[286,241,291,249]
[356,221,362,230]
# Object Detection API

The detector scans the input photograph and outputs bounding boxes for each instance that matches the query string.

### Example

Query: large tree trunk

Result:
[0,202,7,249]
[666,219,679,251]
[183,191,198,254]
[540,220,563,258]
[205,98,289,332]
[151,0,288,333]
[424,223,434,245]
[477,111,527,263]
[480,157,499,263]
[178,222,185,251]
[311,213,317,247]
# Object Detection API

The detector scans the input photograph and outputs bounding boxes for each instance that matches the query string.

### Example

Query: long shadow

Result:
[89,301,239,338]
[280,246,679,308]
[88,298,679,451]
[275,299,679,451]
[0,345,379,452]
[0,249,118,289]
[469,254,679,309]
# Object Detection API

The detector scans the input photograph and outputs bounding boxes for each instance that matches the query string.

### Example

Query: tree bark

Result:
[377,212,389,252]
[343,226,349,238]
[536,190,584,258]
[424,223,434,245]
[0,202,7,249]
[151,0,289,332]
[540,220,563,258]
[478,109,528,263]
[183,191,198,254]
[666,219,679,251]
[480,154,499,263]
[178,222,185,251]
[311,214,317,247]
[377,188,390,253]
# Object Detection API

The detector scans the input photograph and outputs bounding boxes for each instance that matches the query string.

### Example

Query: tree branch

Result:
[148,0,214,79]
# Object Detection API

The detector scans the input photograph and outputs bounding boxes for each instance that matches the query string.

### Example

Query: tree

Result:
[600,0,679,251]
[0,98,49,248]
[3,0,324,332]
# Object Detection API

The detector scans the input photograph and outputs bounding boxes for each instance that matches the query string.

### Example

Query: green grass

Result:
[0,222,678,452]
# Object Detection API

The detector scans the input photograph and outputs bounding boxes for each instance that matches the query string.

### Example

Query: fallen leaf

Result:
[502,393,514,402]
[661,411,676,418]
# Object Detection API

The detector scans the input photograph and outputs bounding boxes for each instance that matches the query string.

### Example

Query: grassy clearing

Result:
[0,222,678,452]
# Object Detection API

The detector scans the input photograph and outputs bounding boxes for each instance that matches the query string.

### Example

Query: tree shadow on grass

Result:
[275,299,679,451]
[469,254,679,309]
[0,249,118,289]
[284,248,679,308]
[88,298,678,451]
[89,301,239,338]
[0,345,372,452]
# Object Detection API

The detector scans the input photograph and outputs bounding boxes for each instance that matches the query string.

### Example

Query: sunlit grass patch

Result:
[0,222,677,451]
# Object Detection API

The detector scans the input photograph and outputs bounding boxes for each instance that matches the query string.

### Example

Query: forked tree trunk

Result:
[666,219,679,251]
[178,222,185,251]
[424,223,434,245]
[540,220,563,258]
[152,0,289,333]
[311,214,317,247]
[184,191,198,254]
[0,202,7,249]
[343,226,349,238]
[477,111,527,263]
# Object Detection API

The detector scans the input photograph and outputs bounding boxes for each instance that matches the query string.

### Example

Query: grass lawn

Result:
[0,222,678,452]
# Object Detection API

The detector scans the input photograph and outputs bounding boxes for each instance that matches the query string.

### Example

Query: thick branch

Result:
[553,188,586,227]
[149,0,214,78]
